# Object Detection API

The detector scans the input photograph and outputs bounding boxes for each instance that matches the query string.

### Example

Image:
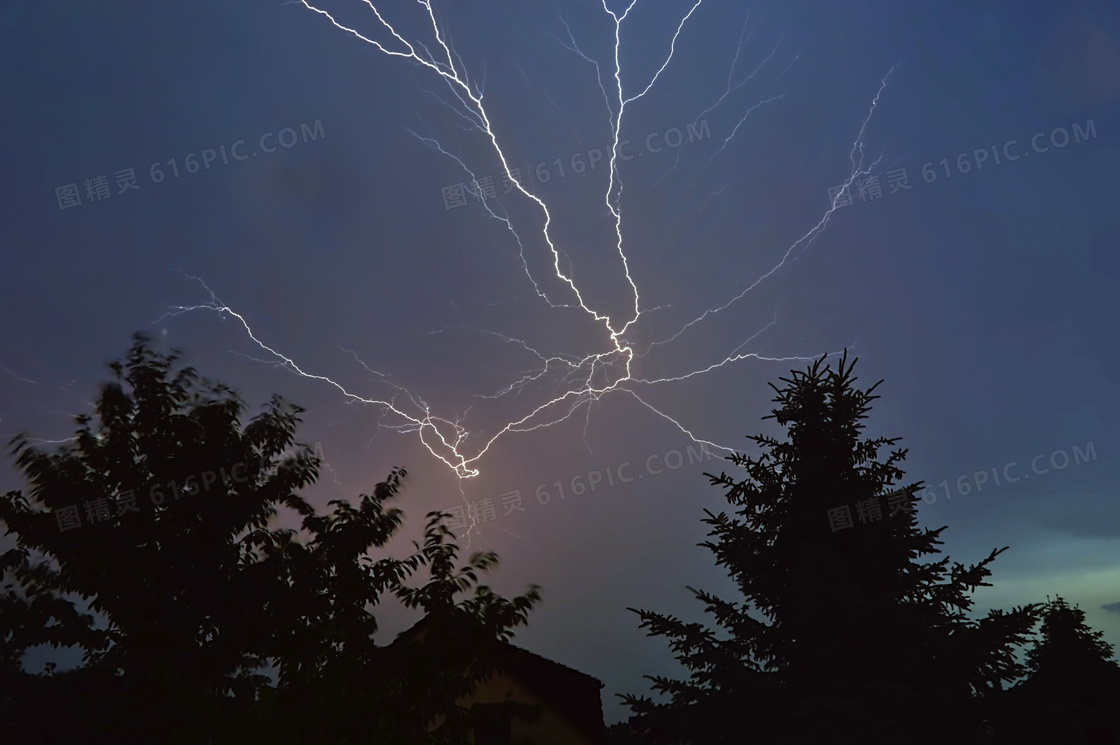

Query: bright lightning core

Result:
[163,2,894,498]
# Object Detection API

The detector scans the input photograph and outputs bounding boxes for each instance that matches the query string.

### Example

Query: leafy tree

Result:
[620,353,1039,744]
[0,333,540,744]
[990,596,1120,744]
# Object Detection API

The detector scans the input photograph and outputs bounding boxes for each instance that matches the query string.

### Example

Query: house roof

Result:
[395,617,606,743]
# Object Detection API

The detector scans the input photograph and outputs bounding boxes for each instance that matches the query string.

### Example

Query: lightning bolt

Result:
[161,1,895,541]
[0,366,37,385]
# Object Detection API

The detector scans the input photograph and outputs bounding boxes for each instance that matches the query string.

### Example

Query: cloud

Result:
[1101,601,1120,615]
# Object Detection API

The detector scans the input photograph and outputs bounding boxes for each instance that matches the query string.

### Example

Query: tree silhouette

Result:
[0,333,540,744]
[620,353,1039,744]
[989,596,1120,744]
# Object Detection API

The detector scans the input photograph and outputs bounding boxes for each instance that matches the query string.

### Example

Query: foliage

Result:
[989,596,1120,744]
[0,333,540,744]
[620,352,1039,744]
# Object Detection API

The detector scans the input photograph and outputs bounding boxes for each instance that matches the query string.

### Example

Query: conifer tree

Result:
[991,596,1120,744]
[621,353,1039,744]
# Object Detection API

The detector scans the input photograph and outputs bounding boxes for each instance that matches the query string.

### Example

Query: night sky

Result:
[3,0,1119,725]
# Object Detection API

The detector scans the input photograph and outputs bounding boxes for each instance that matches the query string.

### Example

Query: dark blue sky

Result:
[2,0,1119,725]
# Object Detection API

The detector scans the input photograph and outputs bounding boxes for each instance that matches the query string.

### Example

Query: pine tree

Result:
[621,353,1039,744]
[991,596,1120,744]
[1026,597,1117,682]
